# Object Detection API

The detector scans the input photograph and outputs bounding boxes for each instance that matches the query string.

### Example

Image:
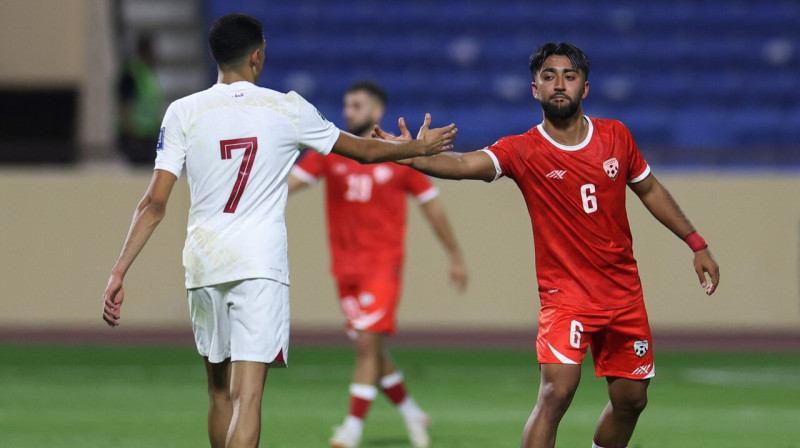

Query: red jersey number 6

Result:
[220,137,258,213]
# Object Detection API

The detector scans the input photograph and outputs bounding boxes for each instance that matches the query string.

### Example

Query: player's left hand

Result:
[693,248,719,295]
[449,254,468,293]
[102,274,125,327]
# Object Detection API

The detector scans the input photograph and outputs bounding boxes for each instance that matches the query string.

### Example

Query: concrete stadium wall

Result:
[1,167,798,333]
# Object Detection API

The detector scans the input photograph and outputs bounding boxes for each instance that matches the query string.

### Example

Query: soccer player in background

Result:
[100,13,457,448]
[374,42,720,448]
[288,81,468,448]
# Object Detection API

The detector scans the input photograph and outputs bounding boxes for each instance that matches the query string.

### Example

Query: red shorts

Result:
[336,268,402,335]
[536,301,655,380]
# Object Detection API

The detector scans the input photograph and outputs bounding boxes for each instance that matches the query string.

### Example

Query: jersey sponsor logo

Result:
[156,127,165,151]
[633,339,649,357]
[603,157,619,180]
[373,165,393,184]
[545,169,567,179]
[631,363,652,376]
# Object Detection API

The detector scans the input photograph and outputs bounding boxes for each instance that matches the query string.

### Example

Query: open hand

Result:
[693,248,719,295]
[102,274,125,327]
[373,117,413,142]
[374,114,457,156]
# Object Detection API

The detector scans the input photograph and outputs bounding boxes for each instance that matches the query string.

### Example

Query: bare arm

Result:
[419,197,468,292]
[287,172,311,195]
[102,169,177,326]
[332,113,456,164]
[408,151,498,181]
[629,173,720,295]
[374,117,497,181]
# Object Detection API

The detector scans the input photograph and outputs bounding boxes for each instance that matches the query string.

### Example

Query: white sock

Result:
[592,442,626,448]
[398,396,425,421]
[380,371,404,389]
[343,414,363,436]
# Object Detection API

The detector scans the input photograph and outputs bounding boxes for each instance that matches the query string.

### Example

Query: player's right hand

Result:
[375,114,457,156]
[416,113,457,156]
[102,274,125,327]
[373,117,413,142]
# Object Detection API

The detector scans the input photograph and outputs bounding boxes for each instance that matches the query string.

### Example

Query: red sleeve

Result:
[483,136,519,181]
[619,122,650,183]
[402,166,438,202]
[293,149,326,181]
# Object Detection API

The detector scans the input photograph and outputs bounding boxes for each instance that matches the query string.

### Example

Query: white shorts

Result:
[188,278,289,366]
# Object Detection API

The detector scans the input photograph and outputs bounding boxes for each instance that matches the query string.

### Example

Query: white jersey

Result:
[155,81,339,288]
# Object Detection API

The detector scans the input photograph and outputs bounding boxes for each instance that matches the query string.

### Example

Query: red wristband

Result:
[684,231,707,252]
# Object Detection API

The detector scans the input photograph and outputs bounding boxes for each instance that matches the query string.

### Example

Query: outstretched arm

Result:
[419,197,468,292]
[332,113,456,164]
[629,173,720,295]
[102,169,177,326]
[374,117,497,181]
[288,172,311,195]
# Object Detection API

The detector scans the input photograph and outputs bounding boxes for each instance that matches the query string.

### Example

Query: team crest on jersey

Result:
[333,163,348,175]
[603,158,619,180]
[633,340,649,358]
[156,127,165,151]
[373,165,393,184]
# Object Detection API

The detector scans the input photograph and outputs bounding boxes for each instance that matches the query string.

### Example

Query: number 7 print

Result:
[220,137,258,213]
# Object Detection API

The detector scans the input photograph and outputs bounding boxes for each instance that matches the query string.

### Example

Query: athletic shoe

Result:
[329,424,361,448]
[404,413,430,448]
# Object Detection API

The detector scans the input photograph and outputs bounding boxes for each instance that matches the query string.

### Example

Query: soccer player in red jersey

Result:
[289,82,468,448]
[375,43,720,448]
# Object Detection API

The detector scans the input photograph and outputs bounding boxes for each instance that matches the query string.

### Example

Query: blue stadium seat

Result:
[208,0,800,165]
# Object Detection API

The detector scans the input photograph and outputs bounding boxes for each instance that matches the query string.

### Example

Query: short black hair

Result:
[529,42,590,81]
[346,81,387,107]
[208,13,264,68]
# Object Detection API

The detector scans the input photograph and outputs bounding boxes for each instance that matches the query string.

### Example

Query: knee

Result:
[626,394,648,415]
[614,391,648,416]
[536,382,577,415]
[208,386,231,406]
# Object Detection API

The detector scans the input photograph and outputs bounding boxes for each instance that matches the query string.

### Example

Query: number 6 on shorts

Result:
[570,320,584,348]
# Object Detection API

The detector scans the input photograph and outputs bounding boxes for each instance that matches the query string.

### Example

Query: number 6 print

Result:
[220,137,258,213]
[569,320,584,348]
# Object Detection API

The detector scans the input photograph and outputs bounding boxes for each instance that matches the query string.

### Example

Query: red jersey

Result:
[484,117,651,310]
[293,151,438,279]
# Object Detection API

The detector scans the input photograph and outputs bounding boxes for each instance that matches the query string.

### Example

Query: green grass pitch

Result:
[0,344,797,447]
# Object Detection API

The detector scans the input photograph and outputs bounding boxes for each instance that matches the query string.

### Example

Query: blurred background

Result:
[1,0,798,343]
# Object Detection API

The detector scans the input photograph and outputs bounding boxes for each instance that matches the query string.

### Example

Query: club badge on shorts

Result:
[603,157,619,180]
[633,340,649,357]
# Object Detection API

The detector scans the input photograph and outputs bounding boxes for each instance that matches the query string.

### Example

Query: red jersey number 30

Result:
[220,137,258,213]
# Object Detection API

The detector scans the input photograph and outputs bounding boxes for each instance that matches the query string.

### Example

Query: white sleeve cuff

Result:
[415,186,439,204]
[480,148,503,181]
[154,163,182,179]
[291,166,317,184]
[628,164,651,184]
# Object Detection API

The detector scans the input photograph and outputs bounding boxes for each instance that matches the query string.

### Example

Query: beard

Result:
[347,119,375,137]
[540,97,581,120]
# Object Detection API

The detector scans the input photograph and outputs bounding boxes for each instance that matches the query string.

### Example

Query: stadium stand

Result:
[206,0,800,166]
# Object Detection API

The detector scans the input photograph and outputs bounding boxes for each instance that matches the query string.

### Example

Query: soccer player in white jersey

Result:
[101,13,457,448]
